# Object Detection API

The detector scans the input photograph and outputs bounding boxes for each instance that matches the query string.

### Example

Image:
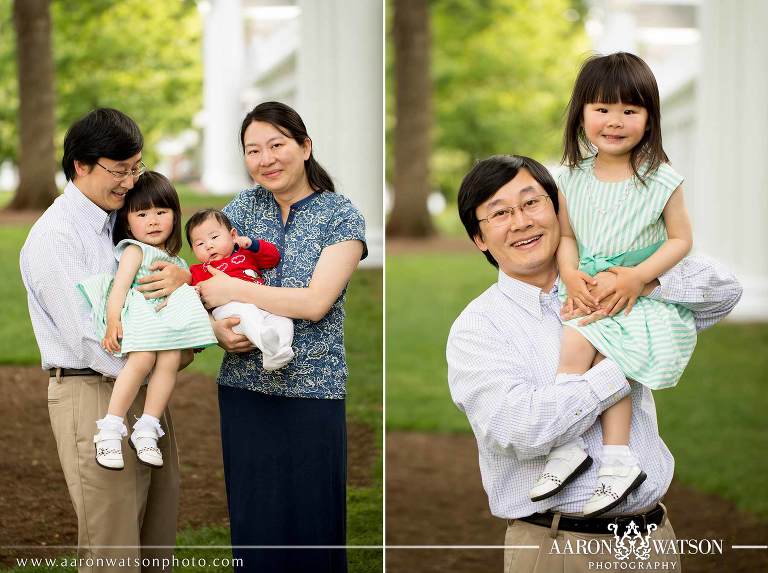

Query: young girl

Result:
[528,52,696,516]
[78,171,217,471]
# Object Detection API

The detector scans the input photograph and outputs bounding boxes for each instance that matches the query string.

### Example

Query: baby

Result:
[185,209,294,370]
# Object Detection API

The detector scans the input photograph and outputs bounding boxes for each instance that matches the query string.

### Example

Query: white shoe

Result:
[129,428,163,468]
[582,464,647,517]
[530,444,592,502]
[94,430,124,471]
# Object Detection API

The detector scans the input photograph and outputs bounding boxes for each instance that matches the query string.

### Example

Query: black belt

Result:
[516,504,665,536]
[49,367,103,377]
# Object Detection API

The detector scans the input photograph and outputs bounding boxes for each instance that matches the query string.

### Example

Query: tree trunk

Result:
[387,0,434,238]
[8,0,58,211]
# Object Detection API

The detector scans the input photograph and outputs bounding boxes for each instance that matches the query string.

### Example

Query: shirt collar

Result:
[64,180,114,235]
[496,270,559,320]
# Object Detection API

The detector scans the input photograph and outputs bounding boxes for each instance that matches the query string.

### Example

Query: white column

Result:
[694,0,768,320]
[200,0,250,195]
[296,0,383,267]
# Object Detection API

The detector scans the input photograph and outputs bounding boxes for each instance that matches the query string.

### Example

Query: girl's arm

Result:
[635,186,693,282]
[608,185,693,315]
[103,245,143,353]
[199,239,365,322]
[556,191,598,312]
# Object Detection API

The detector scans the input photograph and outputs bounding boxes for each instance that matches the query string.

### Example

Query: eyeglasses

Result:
[96,161,147,182]
[478,194,551,227]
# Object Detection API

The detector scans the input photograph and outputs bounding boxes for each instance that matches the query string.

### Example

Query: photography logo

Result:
[607,520,657,560]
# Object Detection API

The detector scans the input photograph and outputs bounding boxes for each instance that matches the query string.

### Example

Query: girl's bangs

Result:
[583,64,648,108]
[125,181,179,213]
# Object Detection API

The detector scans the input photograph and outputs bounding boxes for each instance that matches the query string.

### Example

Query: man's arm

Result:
[648,254,742,331]
[446,311,630,460]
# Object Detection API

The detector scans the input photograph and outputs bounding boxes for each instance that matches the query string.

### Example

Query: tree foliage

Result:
[0,0,202,169]
[386,0,590,200]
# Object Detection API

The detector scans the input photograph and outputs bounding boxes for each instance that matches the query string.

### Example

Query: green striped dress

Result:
[78,239,217,357]
[558,157,696,389]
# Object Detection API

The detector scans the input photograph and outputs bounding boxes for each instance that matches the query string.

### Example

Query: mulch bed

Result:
[0,366,376,567]
[386,431,768,573]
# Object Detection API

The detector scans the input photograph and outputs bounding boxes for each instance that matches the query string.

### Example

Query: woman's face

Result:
[242,121,312,196]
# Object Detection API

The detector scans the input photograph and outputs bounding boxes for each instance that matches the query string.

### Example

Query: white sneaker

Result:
[530,443,593,502]
[582,464,647,517]
[129,428,163,468]
[94,429,124,471]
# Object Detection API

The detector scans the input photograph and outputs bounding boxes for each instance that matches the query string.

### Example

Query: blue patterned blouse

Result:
[218,186,367,399]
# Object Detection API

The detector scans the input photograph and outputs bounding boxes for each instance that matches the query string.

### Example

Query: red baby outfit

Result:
[190,240,280,286]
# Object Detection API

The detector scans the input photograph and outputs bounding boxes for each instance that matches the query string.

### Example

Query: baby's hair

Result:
[112,171,183,256]
[562,52,669,182]
[185,209,234,246]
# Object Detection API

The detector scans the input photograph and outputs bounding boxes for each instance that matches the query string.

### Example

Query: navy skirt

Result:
[218,385,347,573]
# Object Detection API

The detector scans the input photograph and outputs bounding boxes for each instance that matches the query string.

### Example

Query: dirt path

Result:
[0,366,376,566]
[386,431,768,573]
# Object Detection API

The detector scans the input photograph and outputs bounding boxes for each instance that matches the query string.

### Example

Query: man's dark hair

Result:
[239,101,335,193]
[62,108,143,181]
[185,208,234,246]
[457,155,559,268]
[112,171,183,257]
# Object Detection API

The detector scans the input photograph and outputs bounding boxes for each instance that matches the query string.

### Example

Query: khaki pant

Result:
[504,507,682,572]
[48,373,180,573]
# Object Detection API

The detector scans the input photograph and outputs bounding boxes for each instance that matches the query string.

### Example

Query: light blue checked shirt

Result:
[20,181,125,378]
[447,255,742,519]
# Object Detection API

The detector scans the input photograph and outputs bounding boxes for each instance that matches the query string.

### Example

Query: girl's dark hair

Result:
[185,208,234,246]
[62,108,143,181]
[562,52,668,182]
[458,155,559,268]
[113,171,183,257]
[239,101,335,193]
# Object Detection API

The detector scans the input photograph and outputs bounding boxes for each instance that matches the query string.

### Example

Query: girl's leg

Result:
[530,329,599,501]
[107,351,157,417]
[143,350,181,418]
[94,352,156,470]
[558,326,598,375]
[130,350,180,468]
[584,354,645,517]
[601,395,632,445]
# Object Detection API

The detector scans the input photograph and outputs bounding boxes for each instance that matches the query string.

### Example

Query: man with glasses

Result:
[20,108,190,572]
[446,154,741,571]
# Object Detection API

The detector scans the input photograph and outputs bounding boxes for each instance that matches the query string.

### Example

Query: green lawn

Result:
[1,212,382,572]
[387,251,768,520]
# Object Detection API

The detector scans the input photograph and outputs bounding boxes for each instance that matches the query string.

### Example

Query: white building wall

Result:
[296,0,384,266]
[694,0,768,319]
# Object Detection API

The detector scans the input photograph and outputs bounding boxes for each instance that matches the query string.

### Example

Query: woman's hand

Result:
[102,320,123,353]
[560,269,599,314]
[137,261,192,300]
[212,316,255,353]
[605,266,645,316]
[197,265,242,309]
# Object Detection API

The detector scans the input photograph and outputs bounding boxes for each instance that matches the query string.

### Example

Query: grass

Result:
[387,250,768,520]
[1,210,382,572]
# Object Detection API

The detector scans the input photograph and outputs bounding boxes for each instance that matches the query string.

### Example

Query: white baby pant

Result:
[212,301,294,370]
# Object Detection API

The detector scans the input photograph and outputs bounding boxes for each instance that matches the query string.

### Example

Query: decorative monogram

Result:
[608,520,658,561]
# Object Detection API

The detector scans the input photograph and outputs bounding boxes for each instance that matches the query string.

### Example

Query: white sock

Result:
[95,415,126,451]
[133,413,165,437]
[602,444,639,467]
